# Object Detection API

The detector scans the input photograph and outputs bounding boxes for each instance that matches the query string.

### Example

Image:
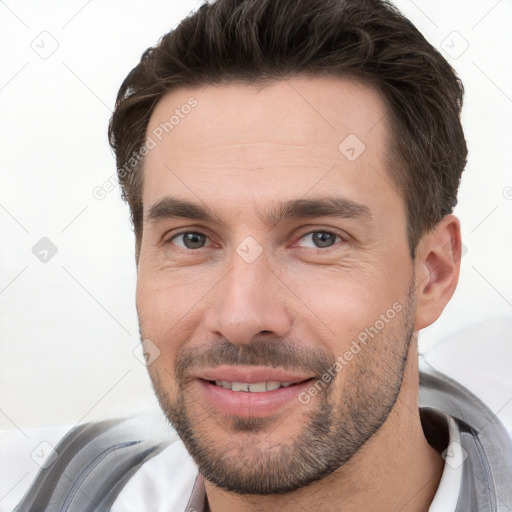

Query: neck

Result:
[204,345,444,512]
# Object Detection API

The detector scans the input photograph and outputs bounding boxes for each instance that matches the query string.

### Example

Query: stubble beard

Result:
[145,287,416,495]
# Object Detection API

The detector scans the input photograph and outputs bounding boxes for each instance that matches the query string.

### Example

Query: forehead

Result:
[142,76,395,218]
[146,76,389,149]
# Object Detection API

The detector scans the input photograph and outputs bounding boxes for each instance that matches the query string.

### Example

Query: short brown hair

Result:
[108,0,467,259]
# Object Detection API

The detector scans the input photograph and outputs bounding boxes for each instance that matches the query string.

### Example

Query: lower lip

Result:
[196,379,314,418]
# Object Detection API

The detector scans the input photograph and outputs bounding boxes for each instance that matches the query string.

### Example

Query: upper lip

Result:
[195,366,314,384]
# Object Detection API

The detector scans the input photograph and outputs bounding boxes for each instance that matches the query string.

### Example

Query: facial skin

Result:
[136,76,461,512]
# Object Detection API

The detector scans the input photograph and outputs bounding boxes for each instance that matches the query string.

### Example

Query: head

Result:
[109,0,466,496]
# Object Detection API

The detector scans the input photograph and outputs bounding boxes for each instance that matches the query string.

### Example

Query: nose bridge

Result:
[204,246,293,344]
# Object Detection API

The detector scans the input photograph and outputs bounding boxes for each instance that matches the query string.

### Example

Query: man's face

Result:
[136,76,417,494]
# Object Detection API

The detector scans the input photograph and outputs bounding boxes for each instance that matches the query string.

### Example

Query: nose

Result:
[202,249,294,345]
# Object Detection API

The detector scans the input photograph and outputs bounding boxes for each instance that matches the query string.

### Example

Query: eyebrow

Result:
[146,196,372,228]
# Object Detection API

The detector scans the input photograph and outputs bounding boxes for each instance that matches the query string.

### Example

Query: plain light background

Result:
[1,0,511,436]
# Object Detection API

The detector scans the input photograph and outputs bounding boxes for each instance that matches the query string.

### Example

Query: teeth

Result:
[213,380,295,392]
[248,382,266,392]
[265,381,281,391]
[232,382,249,392]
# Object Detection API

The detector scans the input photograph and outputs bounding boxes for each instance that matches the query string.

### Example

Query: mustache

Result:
[175,339,335,379]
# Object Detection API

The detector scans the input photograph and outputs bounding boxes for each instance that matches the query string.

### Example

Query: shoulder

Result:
[14,413,188,512]
[419,355,512,508]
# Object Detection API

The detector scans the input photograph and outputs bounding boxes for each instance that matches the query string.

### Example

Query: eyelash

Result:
[164,229,347,252]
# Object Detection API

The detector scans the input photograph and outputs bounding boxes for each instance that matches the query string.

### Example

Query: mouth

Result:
[209,380,299,392]
[192,367,316,418]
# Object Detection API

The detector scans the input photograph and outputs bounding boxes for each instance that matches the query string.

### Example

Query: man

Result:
[15,0,512,510]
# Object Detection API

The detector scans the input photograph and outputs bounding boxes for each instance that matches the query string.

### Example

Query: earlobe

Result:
[414,214,462,331]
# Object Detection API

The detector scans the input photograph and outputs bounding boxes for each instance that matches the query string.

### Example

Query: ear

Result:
[414,214,462,331]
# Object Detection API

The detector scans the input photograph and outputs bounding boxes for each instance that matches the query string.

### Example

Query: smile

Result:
[211,380,295,392]
[193,369,315,418]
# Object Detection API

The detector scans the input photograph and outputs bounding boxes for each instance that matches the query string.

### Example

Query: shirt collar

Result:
[427,411,463,511]
[185,474,207,512]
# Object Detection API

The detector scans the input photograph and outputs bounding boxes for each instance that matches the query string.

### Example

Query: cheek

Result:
[136,283,183,400]
[282,261,408,345]
[136,278,183,364]
[136,270,215,370]
[296,264,400,312]
[137,270,201,330]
